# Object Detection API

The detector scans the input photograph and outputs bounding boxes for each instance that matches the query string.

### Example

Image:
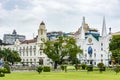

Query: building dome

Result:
[40,21,45,25]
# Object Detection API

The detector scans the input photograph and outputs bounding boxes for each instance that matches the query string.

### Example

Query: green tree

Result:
[109,35,120,64]
[43,36,83,69]
[7,50,21,65]
[0,48,4,59]
[1,48,21,65]
[36,66,43,74]
[0,39,2,45]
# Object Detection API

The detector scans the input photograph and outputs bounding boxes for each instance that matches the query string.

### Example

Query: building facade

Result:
[75,17,112,66]
[1,22,50,66]
[3,30,26,44]
[0,17,117,67]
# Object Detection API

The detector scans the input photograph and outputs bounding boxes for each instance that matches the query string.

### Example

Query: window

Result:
[19,47,21,56]
[30,46,32,56]
[94,62,96,65]
[34,59,36,62]
[101,59,103,62]
[94,49,96,51]
[40,50,42,55]
[85,54,87,57]
[33,46,36,56]
[101,54,103,57]
[101,43,103,46]
[30,59,32,62]
[101,48,103,51]
[26,46,28,56]
[94,53,96,57]
[26,59,28,62]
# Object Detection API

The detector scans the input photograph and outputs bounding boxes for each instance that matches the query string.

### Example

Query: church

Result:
[75,17,112,66]
[0,17,115,67]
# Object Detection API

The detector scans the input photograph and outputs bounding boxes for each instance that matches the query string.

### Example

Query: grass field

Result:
[1,71,120,80]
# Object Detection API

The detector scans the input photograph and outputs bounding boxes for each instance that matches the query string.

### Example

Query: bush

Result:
[0,68,5,77]
[87,65,93,71]
[4,64,11,73]
[0,72,5,77]
[102,66,106,71]
[61,65,67,72]
[43,66,51,72]
[36,66,43,74]
[114,64,120,74]
[97,63,104,73]
[74,64,80,70]
[81,64,86,70]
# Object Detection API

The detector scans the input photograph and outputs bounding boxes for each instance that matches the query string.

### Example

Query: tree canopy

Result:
[109,35,120,64]
[0,48,21,65]
[43,36,83,69]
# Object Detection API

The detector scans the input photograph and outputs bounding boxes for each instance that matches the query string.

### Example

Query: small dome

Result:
[40,21,45,25]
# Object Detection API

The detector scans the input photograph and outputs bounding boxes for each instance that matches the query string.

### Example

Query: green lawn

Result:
[1,71,120,80]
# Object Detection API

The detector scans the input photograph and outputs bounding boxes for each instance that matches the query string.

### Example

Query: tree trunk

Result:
[54,61,58,69]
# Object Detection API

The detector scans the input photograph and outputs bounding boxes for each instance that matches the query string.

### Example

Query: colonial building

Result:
[75,17,112,66]
[3,30,26,44]
[0,17,117,67]
[1,22,50,66]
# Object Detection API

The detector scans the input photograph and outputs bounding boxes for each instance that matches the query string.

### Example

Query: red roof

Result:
[21,39,37,44]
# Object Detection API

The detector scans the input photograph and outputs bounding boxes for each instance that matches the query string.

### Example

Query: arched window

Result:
[88,46,93,55]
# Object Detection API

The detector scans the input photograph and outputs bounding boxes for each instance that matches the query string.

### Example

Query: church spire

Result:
[102,16,107,37]
[80,16,85,39]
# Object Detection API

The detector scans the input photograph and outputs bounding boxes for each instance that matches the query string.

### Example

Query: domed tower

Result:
[37,21,47,43]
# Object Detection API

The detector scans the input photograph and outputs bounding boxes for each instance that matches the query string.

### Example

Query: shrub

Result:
[36,66,43,74]
[81,64,86,70]
[43,66,51,72]
[61,65,67,72]
[114,64,120,74]
[87,65,93,71]
[97,62,104,73]
[4,64,11,73]
[74,64,80,70]
[0,68,5,77]
[0,72,5,77]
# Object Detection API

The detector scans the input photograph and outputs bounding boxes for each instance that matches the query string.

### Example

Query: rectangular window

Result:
[101,48,103,51]
[94,53,96,58]
[101,43,103,46]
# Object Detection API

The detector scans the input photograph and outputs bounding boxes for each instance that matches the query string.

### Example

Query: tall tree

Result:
[43,36,83,69]
[109,35,120,64]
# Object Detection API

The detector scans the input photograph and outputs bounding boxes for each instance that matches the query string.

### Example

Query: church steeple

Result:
[102,16,107,37]
[80,16,85,39]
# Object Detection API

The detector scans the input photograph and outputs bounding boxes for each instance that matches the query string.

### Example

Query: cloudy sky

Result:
[0,0,120,40]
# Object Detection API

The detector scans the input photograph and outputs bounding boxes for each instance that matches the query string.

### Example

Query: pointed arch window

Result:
[88,46,93,55]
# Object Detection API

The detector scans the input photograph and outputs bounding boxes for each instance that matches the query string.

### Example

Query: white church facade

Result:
[76,17,112,66]
[0,17,114,67]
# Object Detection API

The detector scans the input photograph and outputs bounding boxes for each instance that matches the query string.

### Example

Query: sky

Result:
[0,0,120,40]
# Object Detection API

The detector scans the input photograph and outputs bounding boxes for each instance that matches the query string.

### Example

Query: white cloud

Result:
[0,0,120,40]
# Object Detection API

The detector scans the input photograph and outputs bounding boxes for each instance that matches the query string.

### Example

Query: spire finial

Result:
[80,16,85,39]
[102,16,107,37]
[82,16,85,25]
